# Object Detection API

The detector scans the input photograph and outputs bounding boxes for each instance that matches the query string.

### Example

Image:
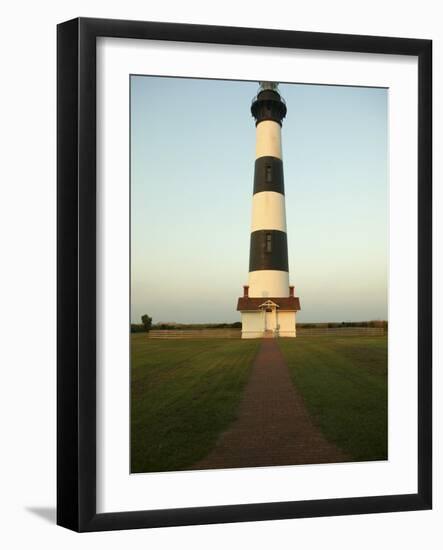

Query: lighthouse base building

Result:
[237,287,300,339]
[237,81,300,339]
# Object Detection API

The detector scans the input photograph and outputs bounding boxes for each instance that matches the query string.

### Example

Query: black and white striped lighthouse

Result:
[237,82,300,338]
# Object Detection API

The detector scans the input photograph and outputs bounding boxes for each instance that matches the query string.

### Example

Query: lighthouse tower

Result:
[237,82,300,338]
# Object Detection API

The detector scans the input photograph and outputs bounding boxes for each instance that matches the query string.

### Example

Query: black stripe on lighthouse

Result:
[253,156,285,195]
[249,229,289,272]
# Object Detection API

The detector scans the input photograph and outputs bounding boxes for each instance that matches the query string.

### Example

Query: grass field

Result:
[279,335,388,461]
[131,335,260,473]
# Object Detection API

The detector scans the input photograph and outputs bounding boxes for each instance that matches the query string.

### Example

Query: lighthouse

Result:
[237,82,300,338]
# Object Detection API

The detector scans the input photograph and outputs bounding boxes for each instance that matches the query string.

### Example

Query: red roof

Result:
[237,296,301,311]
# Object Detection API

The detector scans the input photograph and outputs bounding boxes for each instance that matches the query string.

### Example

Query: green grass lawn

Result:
[279,335,388,462]
[131,335,260,473]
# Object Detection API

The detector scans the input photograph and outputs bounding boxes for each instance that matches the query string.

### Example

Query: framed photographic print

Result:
[57,17,432,531]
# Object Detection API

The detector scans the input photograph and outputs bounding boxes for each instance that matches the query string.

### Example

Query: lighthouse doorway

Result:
[264,309,272,331]
[261,301,278,336]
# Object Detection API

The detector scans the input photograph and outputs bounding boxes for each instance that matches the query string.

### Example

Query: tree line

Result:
[298,320,388,329]
[131,314,242,333]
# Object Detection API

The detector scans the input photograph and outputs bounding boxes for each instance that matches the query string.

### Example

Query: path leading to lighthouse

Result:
[191,338,347,470]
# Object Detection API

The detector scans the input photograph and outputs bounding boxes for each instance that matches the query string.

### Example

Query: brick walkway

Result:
[192,339,347,470]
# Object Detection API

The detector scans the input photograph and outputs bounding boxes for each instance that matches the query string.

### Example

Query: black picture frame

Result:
[57,17,432,532]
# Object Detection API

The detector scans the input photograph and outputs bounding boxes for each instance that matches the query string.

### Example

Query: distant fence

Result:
[297,327,386,337]
[146,327,385,339]
[147,329,242,339]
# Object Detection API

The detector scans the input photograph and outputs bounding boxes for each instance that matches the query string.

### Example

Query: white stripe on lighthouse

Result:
[248,270,290,298]
[250,191,287,232]
[255,120,282,159]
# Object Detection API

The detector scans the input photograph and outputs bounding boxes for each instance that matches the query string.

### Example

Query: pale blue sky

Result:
[131,76,388,324]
